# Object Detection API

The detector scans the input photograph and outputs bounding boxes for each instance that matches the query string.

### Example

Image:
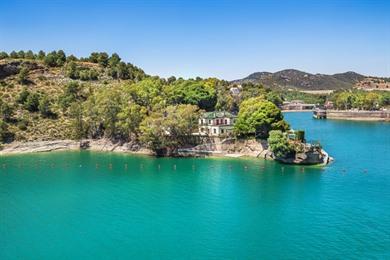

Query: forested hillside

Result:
[0,50,239,150]
[233,69,389,91]
[0,50,389,152]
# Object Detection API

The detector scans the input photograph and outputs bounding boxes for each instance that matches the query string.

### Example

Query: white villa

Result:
[198,111,237,136]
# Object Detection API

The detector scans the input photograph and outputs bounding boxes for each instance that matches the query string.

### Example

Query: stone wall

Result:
[326,110,390,121]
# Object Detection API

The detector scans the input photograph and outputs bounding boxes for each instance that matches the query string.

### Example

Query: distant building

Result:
[324,101,334,109]
[198,111,237,136]
[282,100,315,110]
[230,87,241,95]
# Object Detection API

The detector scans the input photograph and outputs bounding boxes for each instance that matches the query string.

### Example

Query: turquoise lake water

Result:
[1,112,389,259]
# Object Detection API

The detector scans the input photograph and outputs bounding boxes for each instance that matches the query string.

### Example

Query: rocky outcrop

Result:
[273,148,331,165]
[0,140,80,154]
[0,60,43,79]
[177,137,270,158]
[0,61,20,79]
[0,138,332,165]
[0,139,152,155]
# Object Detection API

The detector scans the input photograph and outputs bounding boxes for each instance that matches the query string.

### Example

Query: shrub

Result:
[17,67,29,84]
[267,130,294,158]
[25,93,40,112]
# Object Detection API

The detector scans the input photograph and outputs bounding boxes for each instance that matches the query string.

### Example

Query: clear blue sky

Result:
[0,0,389,79]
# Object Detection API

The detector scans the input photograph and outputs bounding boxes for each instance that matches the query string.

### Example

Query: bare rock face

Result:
[0,140,80,154]
[0,60,44,79]
[79,140,90,149]
[0,62,20,79]
[275,149,331,165]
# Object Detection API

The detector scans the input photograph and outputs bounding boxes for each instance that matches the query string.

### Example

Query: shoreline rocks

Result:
[0,139,152,156]
[0,138,332,166]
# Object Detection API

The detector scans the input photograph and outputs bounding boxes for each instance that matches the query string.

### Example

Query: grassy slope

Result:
[0,59,123,141]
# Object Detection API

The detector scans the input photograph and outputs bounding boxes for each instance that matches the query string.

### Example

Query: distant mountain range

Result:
[232,69,389,91]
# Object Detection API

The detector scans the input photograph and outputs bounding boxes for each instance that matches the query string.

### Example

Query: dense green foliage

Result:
[267,130,294,158]
[234,97,289,138]
[279,90,327,104]
[140,104,199,152]
[17,67,29,84]
[331,90,389,110]
[0,99,14,121]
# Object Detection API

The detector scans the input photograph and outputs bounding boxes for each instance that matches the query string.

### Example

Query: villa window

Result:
[209,120,211,124]
[225,119,228,124]
[221,129,224,134]
[213,128,217,134]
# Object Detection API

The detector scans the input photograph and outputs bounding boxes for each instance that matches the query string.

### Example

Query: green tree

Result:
[17,88,30,104]
[83,95,102,138]
[89,52,100,63]
[113,62,130,79]
[266,91,283,107]
[69,102,85,139]
[0,52,9,59]
[59,81,82,110]
[38,95,52,117]
[10,51,18,59]
[126,78,164,110]
[234,97,289,138]
[17,50,25,59]
[44,51,58,67]
[25,50,35,59]
[116,102,147,139]
[0,119,11,143]
[94,88,122,137]
[215,88,235,112]
[334,92,355,110]
[167,76,176,84]
[240,83,267,100]
[140,104,199,153]
[37,50,46,60]
[267,130,294,158]
[0,99,14,121]
[65,61,79,79]
[108,53,121,67]
[364,92,382,110]
[24,93,40,112]
[97,52,109,67]
[66,55,78,62]
[17,67,29,84]
[166,78,217,111]
[56,50,66,66]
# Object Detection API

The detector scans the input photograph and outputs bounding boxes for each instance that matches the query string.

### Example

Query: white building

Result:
[198,111,237,136]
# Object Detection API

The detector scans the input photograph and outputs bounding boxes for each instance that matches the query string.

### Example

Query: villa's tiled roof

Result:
[201,111,236,119]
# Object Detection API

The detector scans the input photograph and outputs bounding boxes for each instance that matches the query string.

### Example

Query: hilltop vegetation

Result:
[233,69,389,91]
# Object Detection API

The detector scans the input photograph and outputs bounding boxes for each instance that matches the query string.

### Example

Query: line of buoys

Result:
[124,164,128,170]
[173,164,176,170]
[158,164,161,170]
